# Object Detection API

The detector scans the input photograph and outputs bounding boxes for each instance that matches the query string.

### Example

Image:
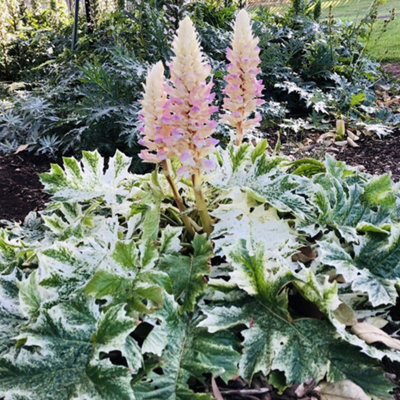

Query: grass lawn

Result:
[323,0,399,62]
[321,0,400,62]
[251,0,399,62]
[321,0,397,20]
[365,18,400,62]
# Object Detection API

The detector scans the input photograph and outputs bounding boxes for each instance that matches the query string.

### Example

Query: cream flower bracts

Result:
[164,16,219,177]
[138,61,172,164]
[222,9,264,146]
[139,17,218,178]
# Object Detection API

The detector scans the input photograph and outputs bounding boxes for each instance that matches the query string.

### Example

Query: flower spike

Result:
[138,61,174,164]
[164,16,219,178]
[139,61,195,236]
[222,9,265,146]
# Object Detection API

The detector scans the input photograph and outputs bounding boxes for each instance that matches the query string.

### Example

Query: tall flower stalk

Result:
[138,17,219,236]
[138,61,195,236]
[163,16,218,235]
[222,9,265,146]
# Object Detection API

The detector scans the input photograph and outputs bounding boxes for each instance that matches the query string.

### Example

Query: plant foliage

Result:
[0,148,400,398]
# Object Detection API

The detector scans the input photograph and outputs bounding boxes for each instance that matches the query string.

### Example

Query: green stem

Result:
[161,160,195,237]
[192,173,213,236]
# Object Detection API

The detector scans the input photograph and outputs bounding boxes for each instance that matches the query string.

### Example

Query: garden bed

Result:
[1,128,400,222]
[0,152,50,222]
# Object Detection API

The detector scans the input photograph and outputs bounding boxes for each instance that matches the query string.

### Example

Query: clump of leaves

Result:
[0,140,400,399]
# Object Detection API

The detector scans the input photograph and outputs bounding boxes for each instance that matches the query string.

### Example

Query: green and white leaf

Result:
[317,227,400,306]
[134,295,240,400]
[0,270,25,355]
[200,304,393,399]
[0,298,135,400]
[40,150,135,207]
[296,156,397,240]
[212,188,300,260]
[93,304,141,372]
[159,234,212,312]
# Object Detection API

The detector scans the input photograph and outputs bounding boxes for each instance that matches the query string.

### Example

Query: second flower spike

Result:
[222,9,265,146]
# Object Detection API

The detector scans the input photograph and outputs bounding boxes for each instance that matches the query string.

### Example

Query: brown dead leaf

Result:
[347,130,359,141]
[365,317,388,329]
[333,303,357,326]
[335,274,346,283]
[316,380,371,400]
[317,132,335,144]
[294,378,314,397]
[351,322,400,350]
[347,137,359,148]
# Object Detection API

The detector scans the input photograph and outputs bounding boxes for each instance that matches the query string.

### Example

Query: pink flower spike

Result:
[161,115,171,124]
[222,9,265,145]
[138,61,175,164]
[177,165,190,178]
[162,16,219,176]
[202,158,215,170]
[207,120,218,129]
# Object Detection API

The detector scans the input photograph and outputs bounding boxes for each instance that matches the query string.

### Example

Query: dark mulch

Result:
[335,129,400,180]
[0,152,51,223]
[1,128,400,222]
[384,64,400,80]
[276,128,400,182]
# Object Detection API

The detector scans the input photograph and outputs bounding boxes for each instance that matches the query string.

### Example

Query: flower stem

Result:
[235,121,244,146]
[192,173,213,236]
[161,160,195,236]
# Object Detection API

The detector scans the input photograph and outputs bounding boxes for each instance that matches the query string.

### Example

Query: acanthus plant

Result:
[138,10,265,235]
[138,16,219,235]
[1,10,400,400]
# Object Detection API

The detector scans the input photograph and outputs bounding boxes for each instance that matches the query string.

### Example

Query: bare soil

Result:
[0,152,50,223]
[384,64,400,80]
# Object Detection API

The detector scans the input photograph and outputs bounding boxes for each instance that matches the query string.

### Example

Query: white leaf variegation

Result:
[0,148,400,400]
[317,226,400,307]
[212,188,300,260]
[40,150,136,209]
[0,298,136,400]
[0,270,26,355]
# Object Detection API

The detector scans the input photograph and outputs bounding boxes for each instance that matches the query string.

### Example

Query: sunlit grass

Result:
[366,18,400,62]
[322,0,397,19]
[248,0,399,62]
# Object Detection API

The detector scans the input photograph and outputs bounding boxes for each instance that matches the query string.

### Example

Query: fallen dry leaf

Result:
[365,317,388,329]
[316,380,371,400]
[294,378,314,397]
[347,130,359,141]
[333,303,357,326]
[14,144,28,154]
[351,322,400,350]
[347,137,359,148]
